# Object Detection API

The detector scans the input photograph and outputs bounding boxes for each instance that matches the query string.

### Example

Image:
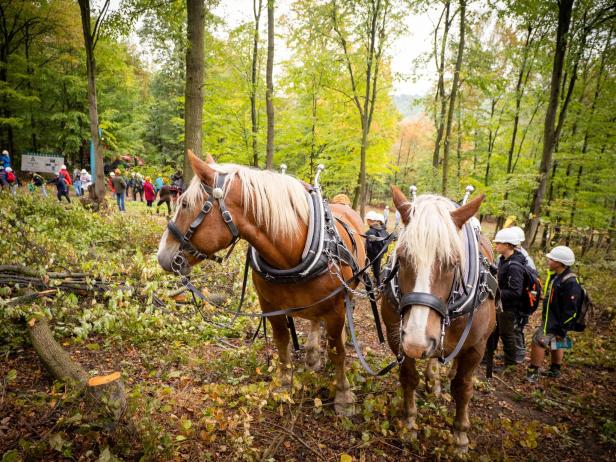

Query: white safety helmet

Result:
[2,150,8,155]
[493,227,519,246]
[110,172,115,177]
[366,211,383,222]
[546,246,575,266]
[509,226,525,245]
[81,169,87,174]
[5,167,12,172]
[61,165,67,170]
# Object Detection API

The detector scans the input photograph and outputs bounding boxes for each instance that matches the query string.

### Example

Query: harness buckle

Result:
[221,210,233,223]
[202,201,213,214]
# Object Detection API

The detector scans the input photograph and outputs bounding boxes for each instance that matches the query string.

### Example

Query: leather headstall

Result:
[167,173,240,265]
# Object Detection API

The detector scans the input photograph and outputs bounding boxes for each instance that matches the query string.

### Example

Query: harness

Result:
[165,167,397,375]
[384,210,497,364]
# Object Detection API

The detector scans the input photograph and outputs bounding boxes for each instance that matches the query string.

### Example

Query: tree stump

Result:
[27,317,126,420]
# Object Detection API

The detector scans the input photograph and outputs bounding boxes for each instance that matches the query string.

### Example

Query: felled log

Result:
[27,317,126,420]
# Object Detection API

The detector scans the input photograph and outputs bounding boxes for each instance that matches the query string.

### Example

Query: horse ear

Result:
[391,185,411,225]
[188,150,215,183]
[450,194,485,229]
[204,153,215,164]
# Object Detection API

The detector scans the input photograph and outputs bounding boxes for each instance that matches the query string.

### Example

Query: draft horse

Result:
[157,152,366,414]
[380,188,496,452]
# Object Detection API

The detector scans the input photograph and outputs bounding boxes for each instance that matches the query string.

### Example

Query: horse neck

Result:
[236,201,308,270]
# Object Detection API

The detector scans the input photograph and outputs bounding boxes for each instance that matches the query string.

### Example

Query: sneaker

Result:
[541,368,561,378]
[526,368,540,383]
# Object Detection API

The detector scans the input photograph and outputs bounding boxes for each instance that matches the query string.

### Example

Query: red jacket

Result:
[143,181,155,201]
[59,169,72,186]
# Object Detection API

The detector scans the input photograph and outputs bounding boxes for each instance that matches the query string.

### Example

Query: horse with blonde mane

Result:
[381,187,496,453]
[157,152,367,414]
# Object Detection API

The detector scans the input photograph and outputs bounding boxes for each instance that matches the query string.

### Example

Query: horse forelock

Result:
[179,164,310,240]
[396,194,465,275]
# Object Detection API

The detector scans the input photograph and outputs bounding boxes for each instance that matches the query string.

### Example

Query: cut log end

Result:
[88,372,121,387]
[27,317,37,327]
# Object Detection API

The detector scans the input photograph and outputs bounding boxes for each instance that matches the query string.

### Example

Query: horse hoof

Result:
[454,431,469,453]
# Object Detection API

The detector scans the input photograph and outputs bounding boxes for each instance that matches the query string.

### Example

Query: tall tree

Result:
[441,0,466,194]
[183,0,205,183]
[432,0,451,170]
[250,0,263,167]
[77,0,111,203]
[265,0,275,169]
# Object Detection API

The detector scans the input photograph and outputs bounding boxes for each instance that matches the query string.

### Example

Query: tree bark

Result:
[441,0,465,195]
[524,0,574,247]
[250,0,263,168]
[432,0,451,169]
[265,0,275,169]
[183,0,205,183]
[77,0,109,205]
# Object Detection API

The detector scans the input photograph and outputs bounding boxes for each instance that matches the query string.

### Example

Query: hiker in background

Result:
[154,176,164,196]
[80,169,92,193]
[126,172,135,200]
[5,167,17,195]
[108,172,116,193]
[527,246,582,383]
[493,227,527,368]
[58,165,72,188]
[73,168,83,196]
[133,173,144,202]
[365,211,388,284]
[156,183,172,217]
[111,169,127,212]
[47,172,70,203]
[30,172,48,197]
[0,149,10,189]
[143,176,155,212]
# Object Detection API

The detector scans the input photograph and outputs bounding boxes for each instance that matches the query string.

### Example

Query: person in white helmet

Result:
[508,226,535,270]
[493,227,528,367]
[527,246,581,382]
[365,211,388,283]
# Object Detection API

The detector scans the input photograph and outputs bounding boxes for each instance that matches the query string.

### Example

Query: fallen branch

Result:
[0,289,56,307]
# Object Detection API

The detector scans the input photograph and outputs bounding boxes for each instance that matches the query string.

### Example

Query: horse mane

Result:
[396,194,465,273]
[181,164,310,241]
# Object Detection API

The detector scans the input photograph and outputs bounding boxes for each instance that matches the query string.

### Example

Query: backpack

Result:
[509,260,543,316]
[6,171,16,183]
[561,273,592,332]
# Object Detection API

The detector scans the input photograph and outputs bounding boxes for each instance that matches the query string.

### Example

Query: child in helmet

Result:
[527,246,582,382]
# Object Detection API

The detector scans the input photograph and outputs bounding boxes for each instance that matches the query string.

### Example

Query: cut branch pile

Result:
[0,265,109,296]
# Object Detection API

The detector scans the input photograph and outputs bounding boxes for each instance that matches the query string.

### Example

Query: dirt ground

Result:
[1,295,615,461]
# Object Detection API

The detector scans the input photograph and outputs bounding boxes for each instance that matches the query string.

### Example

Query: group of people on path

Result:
[107,169,183,214]
[364,210,585,383]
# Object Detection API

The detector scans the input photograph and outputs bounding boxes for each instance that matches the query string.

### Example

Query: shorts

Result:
[532,327,557,349]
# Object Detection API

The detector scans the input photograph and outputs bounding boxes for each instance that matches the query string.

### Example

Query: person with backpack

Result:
[47,172,71,203]
[111,169,127,212]
[493,227,530,368]
[143,176,155,211]
[132,173,144,202]
[365,211,388,284]
[5,167,17,195]
[30,172,48,197]
[527,246,583,382]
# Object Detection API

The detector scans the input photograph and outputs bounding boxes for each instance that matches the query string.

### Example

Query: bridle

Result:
[166,173,240,272]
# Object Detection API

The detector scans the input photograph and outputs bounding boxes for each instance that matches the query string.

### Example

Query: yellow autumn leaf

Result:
[340,454,353,462]
[314,397,322,408]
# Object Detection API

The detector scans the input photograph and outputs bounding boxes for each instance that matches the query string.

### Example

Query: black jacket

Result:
[497,250,527,313]
[541,268,582,337]
[365,224,388,260]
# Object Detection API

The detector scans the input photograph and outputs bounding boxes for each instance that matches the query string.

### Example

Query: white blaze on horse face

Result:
[402,266,432,349]
[157,228,178,272]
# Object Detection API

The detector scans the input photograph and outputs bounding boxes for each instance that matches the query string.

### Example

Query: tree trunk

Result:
[183,0,205,183]
[77,0,106,204]
[265,0,275,170]
[250,0,263,168]
[441,0,465,195]
[28,317,126,420]
[524,0,574,247]
[432,0,451,169]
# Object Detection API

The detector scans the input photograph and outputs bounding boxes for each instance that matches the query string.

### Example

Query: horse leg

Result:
[424,357,441,396]
[400,357,420,438]
[450,347,482,453]
[305,319,322,371]
[268,315,292,389]
[324,313,355,416]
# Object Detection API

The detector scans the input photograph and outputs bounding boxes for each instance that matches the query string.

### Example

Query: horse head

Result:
[157,151,242,274]
[391,186,484,359]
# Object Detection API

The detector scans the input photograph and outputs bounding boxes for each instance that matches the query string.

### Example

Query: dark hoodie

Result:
[497,250,528,313]
[541,268,582,337]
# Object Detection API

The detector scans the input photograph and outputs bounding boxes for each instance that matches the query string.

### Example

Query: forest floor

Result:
[1,192,615,461]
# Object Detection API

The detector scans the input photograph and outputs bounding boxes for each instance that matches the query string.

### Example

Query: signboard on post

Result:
[21,153,64,174]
